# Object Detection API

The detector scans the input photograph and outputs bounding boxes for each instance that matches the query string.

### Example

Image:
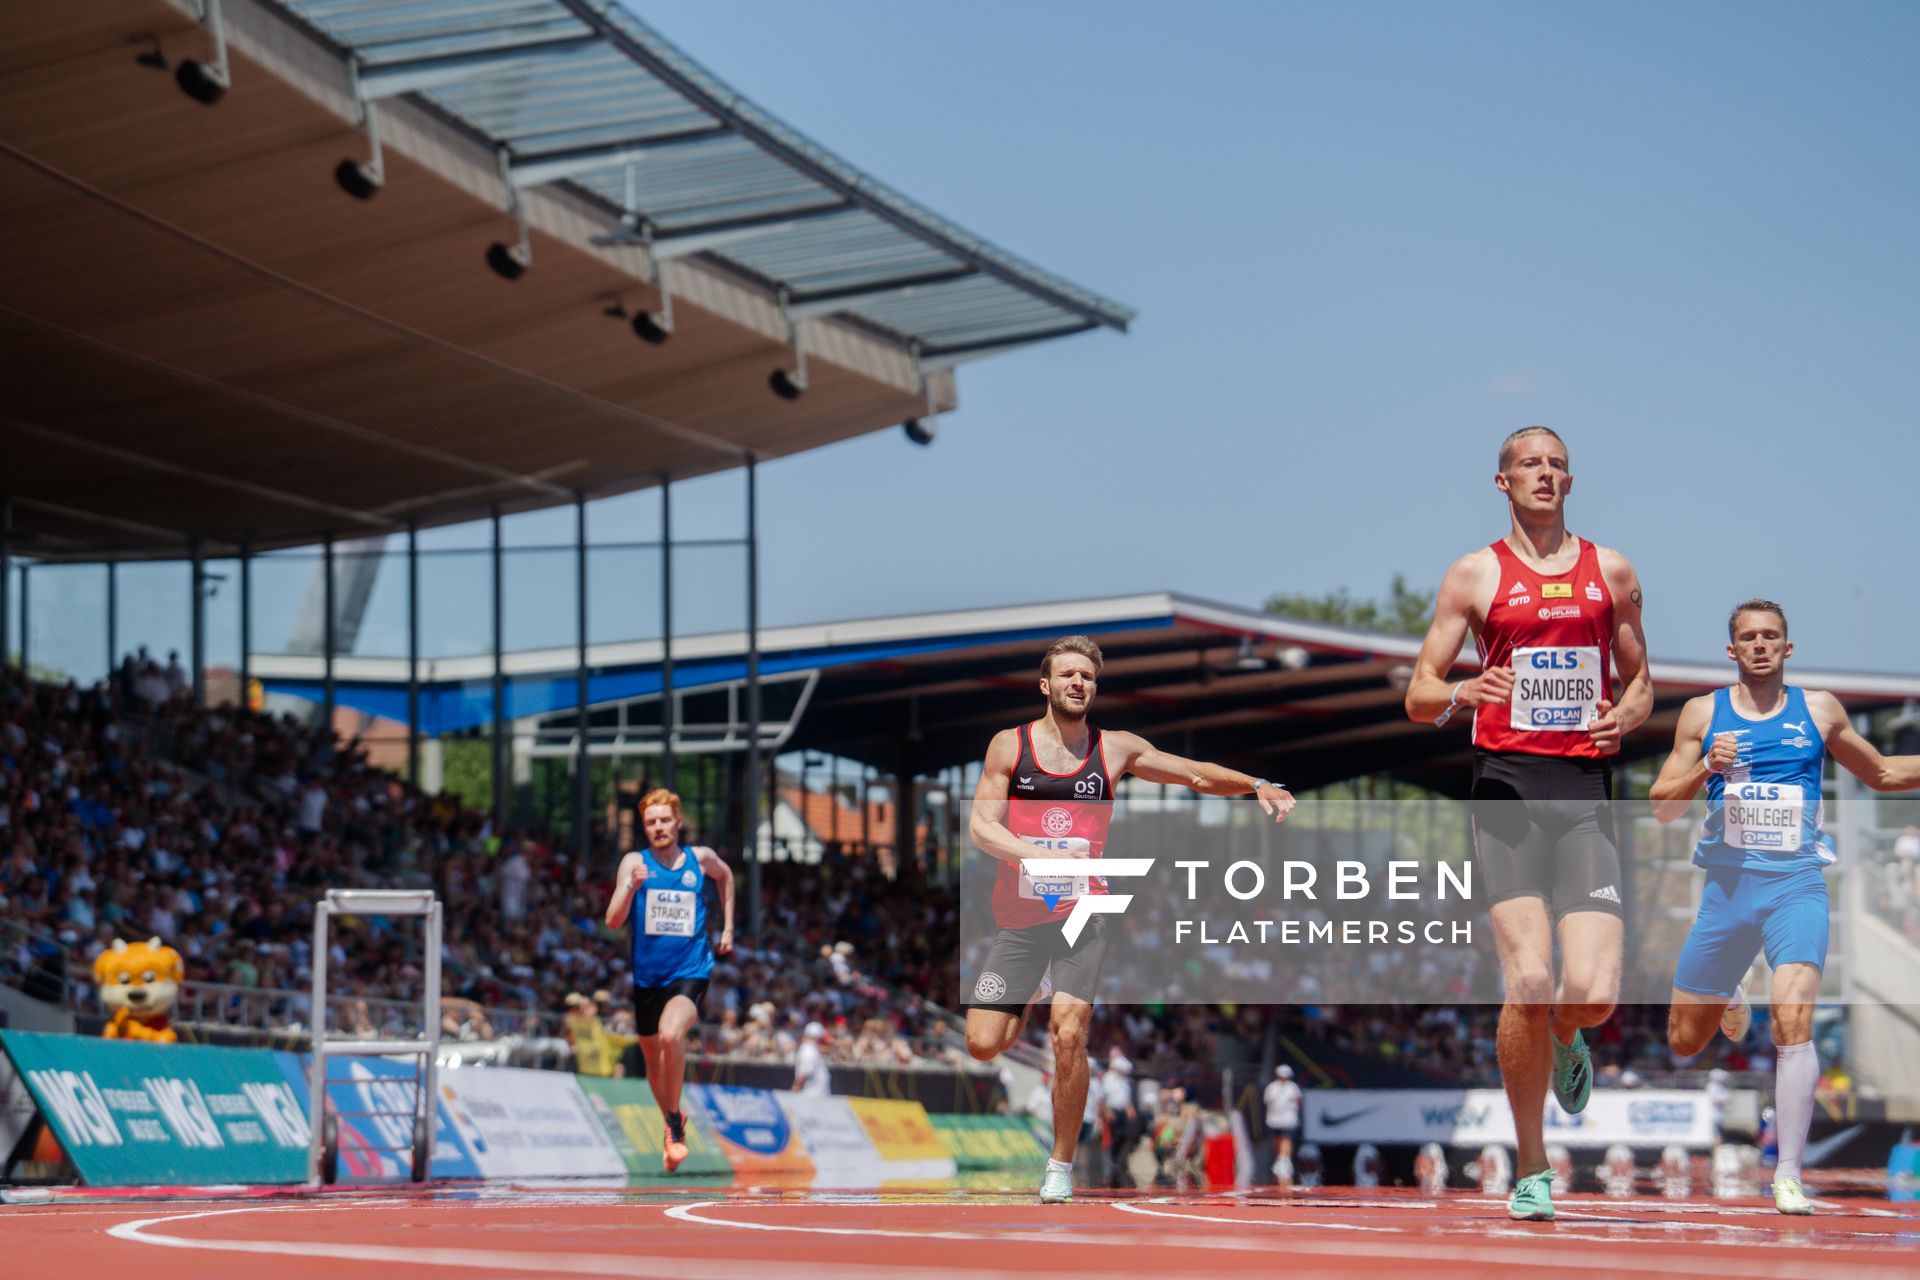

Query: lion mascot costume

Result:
[94,936,184,1043]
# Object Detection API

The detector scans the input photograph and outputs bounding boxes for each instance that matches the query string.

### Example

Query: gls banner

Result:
[1306,1087,1715,1149]
[1,1030,308,1185]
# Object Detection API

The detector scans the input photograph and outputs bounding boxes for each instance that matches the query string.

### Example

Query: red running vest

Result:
[1473,537,1616,758]
[991,722,1114,930]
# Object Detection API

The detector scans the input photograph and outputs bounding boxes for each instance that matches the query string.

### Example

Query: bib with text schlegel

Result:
[1721,781,1806,853]
[1510,646,1603,732]
[644,888,697,937]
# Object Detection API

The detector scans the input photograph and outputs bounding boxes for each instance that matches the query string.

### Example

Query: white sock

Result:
[1047,1158,1072,1174]
[1773,1040,1817,1184]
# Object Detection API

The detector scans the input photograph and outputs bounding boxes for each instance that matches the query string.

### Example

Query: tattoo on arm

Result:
[1630,588,1643,608]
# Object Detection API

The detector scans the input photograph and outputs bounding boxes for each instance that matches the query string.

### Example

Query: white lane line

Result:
[104,1204,1013,1280]
[1107,1200,1914,1278]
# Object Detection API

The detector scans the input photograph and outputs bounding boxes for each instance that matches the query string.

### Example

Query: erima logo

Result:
[1017,777,1033,787]
[1590,885,1621,903]
[1020,858,1154,943]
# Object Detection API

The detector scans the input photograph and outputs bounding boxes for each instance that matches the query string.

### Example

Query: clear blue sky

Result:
[16,1,1919,682]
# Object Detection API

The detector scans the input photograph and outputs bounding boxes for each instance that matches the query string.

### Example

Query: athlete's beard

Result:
[1048,690,1091,727]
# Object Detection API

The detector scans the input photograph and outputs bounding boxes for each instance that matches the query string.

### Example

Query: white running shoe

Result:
[1721,987,1752,1043]
[1039,1166,1073,1204]
[1772,1177,1814,1215]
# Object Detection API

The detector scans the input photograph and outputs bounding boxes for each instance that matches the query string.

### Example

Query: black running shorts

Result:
[969,915,1108,1014]
[1469,749,1623,920]
[633,978,709,1036]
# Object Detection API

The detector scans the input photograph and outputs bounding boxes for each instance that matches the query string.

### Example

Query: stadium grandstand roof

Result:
[0,0,1131,560]
[250,591,1920,795]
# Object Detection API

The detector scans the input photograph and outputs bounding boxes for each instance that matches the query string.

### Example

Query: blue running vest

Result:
[628,845,713,984]
[1694,686,1833,871]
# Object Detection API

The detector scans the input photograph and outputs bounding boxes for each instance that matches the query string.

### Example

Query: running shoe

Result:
[1039,1166,1073,1204]
[1721,987,1752,1043]
[1550,1028,1592,1115]
[663,1129,689,1173]
[1507,1169,1555,1221]
[1772,1177,1814,1216]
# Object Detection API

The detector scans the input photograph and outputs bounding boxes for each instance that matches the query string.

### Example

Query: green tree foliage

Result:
[1263,574,1434,637]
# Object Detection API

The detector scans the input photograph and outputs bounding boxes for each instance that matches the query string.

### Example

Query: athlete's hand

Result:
[1255,782,1296,823]
[1703,732,1741,775]
[716,927,733,957]
[1587,699,1622,754]
[1467,667,1515,705]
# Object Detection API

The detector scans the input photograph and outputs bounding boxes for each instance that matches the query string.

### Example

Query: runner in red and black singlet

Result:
[990,721,1115,932]
[964,634,1296,1204]
[1405,426,1652,1222]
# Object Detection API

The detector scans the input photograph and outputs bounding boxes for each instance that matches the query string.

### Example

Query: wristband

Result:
[1433,680,1466,727]
[1251,779,1280,795]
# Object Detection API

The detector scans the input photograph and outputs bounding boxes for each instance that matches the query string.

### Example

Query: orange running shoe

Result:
[663,1129,689,1173]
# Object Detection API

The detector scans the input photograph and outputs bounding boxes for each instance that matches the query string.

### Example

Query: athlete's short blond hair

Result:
[1728,599,1788,641]
[1041,635,1104,680]
[1498,425,1568,471]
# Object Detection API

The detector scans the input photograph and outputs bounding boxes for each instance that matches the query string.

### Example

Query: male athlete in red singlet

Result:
[1405,427,1652,1221]
[966,634,1296,1203]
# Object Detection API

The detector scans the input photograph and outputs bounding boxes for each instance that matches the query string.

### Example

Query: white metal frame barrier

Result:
[306,889,442,1185]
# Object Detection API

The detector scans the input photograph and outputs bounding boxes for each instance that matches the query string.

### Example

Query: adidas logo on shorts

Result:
[1590,885,1621,904]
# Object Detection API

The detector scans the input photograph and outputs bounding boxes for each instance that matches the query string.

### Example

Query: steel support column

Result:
[574,494,590,861]
[17,563,28,674]
[0,496,9,669]
[237,542,250,710]
[406,522,420,789]
[322,535,337,727]
[660,479,676,790]
[742,459,761,935]
[106,560,118,684]
[491,508,506,833]
[189,538,206,708]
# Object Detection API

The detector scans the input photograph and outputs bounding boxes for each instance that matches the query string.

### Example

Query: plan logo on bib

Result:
[1019,858,1155,943]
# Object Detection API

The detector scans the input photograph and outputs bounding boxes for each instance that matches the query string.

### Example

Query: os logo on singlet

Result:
[1041,807,1074,838]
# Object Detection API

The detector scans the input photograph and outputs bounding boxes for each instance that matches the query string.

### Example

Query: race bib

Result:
[1510,646,1603,732]
[1018,835,1091,902]
[1723,782,1805,852]
[644,888,696,936]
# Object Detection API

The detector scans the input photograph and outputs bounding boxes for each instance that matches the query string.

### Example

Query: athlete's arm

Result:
[1592,548,1652,753]
[969,729,1047,861]
[1103,730,1295,821]
[603,851,646,930]
[1404,551,1503,724]
[1648,696,1733,822]
[695,845,735,954]
[1808,691,1920,792]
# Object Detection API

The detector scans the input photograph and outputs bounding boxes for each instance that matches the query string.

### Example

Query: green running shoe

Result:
[1772,1177,1814,1215]
[1039,1166,1073,1204]
[1551,1028,1592,1115]
[1508,1169,1555,1221]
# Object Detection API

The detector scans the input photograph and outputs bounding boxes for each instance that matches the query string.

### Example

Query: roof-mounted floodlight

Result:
[768,290,807,400]
[176,0,231,105]
[588,168,673,344]
[486,150,532,281]
[902,346,938,446]
[335,60,385,201]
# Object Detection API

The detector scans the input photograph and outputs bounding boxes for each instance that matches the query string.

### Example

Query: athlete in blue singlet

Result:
[1651,599,1920,1215]
[604,787,734,1172]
